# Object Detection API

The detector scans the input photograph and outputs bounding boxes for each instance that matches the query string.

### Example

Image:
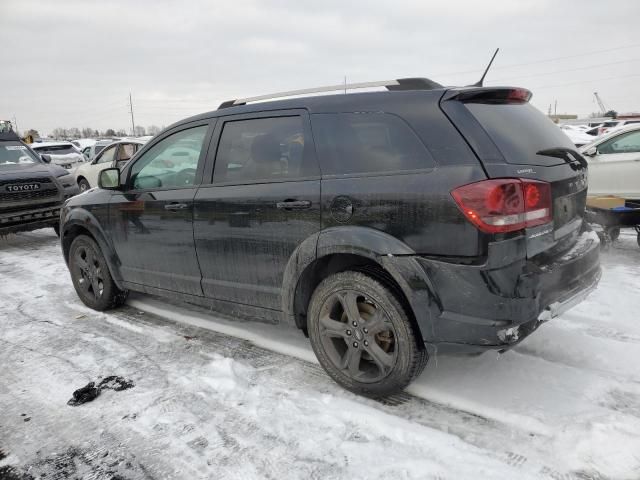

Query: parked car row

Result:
[8,80,638,397]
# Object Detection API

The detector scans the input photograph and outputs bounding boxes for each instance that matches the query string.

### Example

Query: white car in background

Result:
[82,138,121,160]
[559,124,595,147]
[74,139,148,192]
[71,138,97,153]
[30,141,86,171]
[581,124,640,200]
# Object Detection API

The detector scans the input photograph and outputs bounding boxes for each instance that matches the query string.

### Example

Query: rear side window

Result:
[464,103,576,166]
[311,113,433,176]
[213,116,316,183]
[33,144,78,155]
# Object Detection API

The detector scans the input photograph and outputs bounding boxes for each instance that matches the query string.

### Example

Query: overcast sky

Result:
[1,0,639,135]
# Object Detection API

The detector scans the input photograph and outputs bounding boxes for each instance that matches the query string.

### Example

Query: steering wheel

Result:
[175,168,197,186]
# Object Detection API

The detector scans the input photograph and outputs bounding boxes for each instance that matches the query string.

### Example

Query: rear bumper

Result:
[415,228,601,354]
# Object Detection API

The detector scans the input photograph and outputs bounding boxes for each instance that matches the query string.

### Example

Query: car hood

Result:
[0,162,65,178]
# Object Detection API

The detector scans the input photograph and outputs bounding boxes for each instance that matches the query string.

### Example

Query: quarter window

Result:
[598,130,640,154]
[130,125,208,190]
[311,113,432,175]
[213,116,314,183]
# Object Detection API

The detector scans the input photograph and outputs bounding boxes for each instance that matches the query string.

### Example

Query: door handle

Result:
[164,203,189,211]
[276,200,312,210]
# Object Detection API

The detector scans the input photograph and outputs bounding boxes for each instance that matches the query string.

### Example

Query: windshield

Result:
[465,102,575,166]
[0,142,40,168]
[32,144,78,155]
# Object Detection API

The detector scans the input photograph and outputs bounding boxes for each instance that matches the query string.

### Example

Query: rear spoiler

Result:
[444,87,532,105]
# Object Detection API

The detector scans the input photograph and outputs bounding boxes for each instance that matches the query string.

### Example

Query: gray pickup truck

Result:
[1,130,79,235]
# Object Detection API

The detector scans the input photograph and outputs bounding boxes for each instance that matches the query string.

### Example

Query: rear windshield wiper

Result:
[536,147,588,170]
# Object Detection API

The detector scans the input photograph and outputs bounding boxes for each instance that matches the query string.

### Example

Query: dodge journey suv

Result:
[60,78,601,397]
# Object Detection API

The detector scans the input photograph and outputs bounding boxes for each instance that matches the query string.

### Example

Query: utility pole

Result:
[12,115,19,135]
[554,100,557,116]
[128,92,136,136]
[344,76,347,94]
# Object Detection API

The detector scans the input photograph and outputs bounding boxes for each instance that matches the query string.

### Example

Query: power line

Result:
[529,73,640,90]
[437,42,640,78]
[490,58,640,83]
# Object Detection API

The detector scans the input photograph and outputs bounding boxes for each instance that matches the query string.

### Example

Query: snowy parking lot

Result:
[1,229,640,479]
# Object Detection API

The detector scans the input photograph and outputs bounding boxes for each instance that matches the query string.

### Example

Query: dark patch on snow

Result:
[0,465,33,480]
[7,445,147,480]
[67,376,135,406]
[0,449,6,461]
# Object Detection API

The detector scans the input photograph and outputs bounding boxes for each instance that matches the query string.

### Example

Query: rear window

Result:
[0,142,39,168]
[465,103,575,166]
[33,144,78,155]
[311,113,434,176]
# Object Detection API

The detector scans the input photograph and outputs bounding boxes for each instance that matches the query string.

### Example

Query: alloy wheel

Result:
[317,290,397,383]
[73,245,105,300]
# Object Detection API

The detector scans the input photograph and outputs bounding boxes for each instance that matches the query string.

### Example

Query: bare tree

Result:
[147,125,161,136]
[104,129,116,137]
[134,125,146,137]
[81,127,94,138]
[51,128,68,139]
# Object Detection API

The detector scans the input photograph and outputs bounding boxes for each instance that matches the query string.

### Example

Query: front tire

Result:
[68,235,128,310]
[78,178,91,192]
[307,271,427,398]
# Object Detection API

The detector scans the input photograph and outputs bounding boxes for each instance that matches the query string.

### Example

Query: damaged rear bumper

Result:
[416,229,601,355]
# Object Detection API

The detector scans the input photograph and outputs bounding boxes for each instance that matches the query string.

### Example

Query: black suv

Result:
[1,131,78,236]
[60,79,601,397]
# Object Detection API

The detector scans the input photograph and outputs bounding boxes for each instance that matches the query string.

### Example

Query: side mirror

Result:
[99,168,121,190]
[41,154,52,164]
[583,146,598,157]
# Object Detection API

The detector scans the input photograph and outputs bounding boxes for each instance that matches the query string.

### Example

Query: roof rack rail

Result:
[218,77,442,109]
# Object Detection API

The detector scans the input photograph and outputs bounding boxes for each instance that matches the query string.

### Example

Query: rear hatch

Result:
[440,87,588,258]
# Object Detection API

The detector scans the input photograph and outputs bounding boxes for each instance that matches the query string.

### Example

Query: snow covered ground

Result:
[1,229,640,479]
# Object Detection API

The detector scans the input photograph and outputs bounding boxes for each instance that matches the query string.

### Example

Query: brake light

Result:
[453,87,532,105]
[451,179,552,234]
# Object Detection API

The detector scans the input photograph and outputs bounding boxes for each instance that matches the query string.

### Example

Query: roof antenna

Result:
[472,48,500,87]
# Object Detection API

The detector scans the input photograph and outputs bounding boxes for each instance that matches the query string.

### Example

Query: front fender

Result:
[61,205,124,290]
[281,226,439,342]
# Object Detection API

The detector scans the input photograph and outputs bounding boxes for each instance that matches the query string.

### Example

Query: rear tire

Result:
[68,235,128,310]
[307,271,427,398]
[78,178,91,192]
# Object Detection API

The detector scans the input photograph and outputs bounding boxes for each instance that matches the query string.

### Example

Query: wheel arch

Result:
[282,226,439,344]
[61,209,124,290]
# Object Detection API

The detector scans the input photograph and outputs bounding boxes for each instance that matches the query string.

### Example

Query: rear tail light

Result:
[451,179,552,234]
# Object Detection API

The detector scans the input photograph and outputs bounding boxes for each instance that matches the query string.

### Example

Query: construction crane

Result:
[594,92,607,115]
